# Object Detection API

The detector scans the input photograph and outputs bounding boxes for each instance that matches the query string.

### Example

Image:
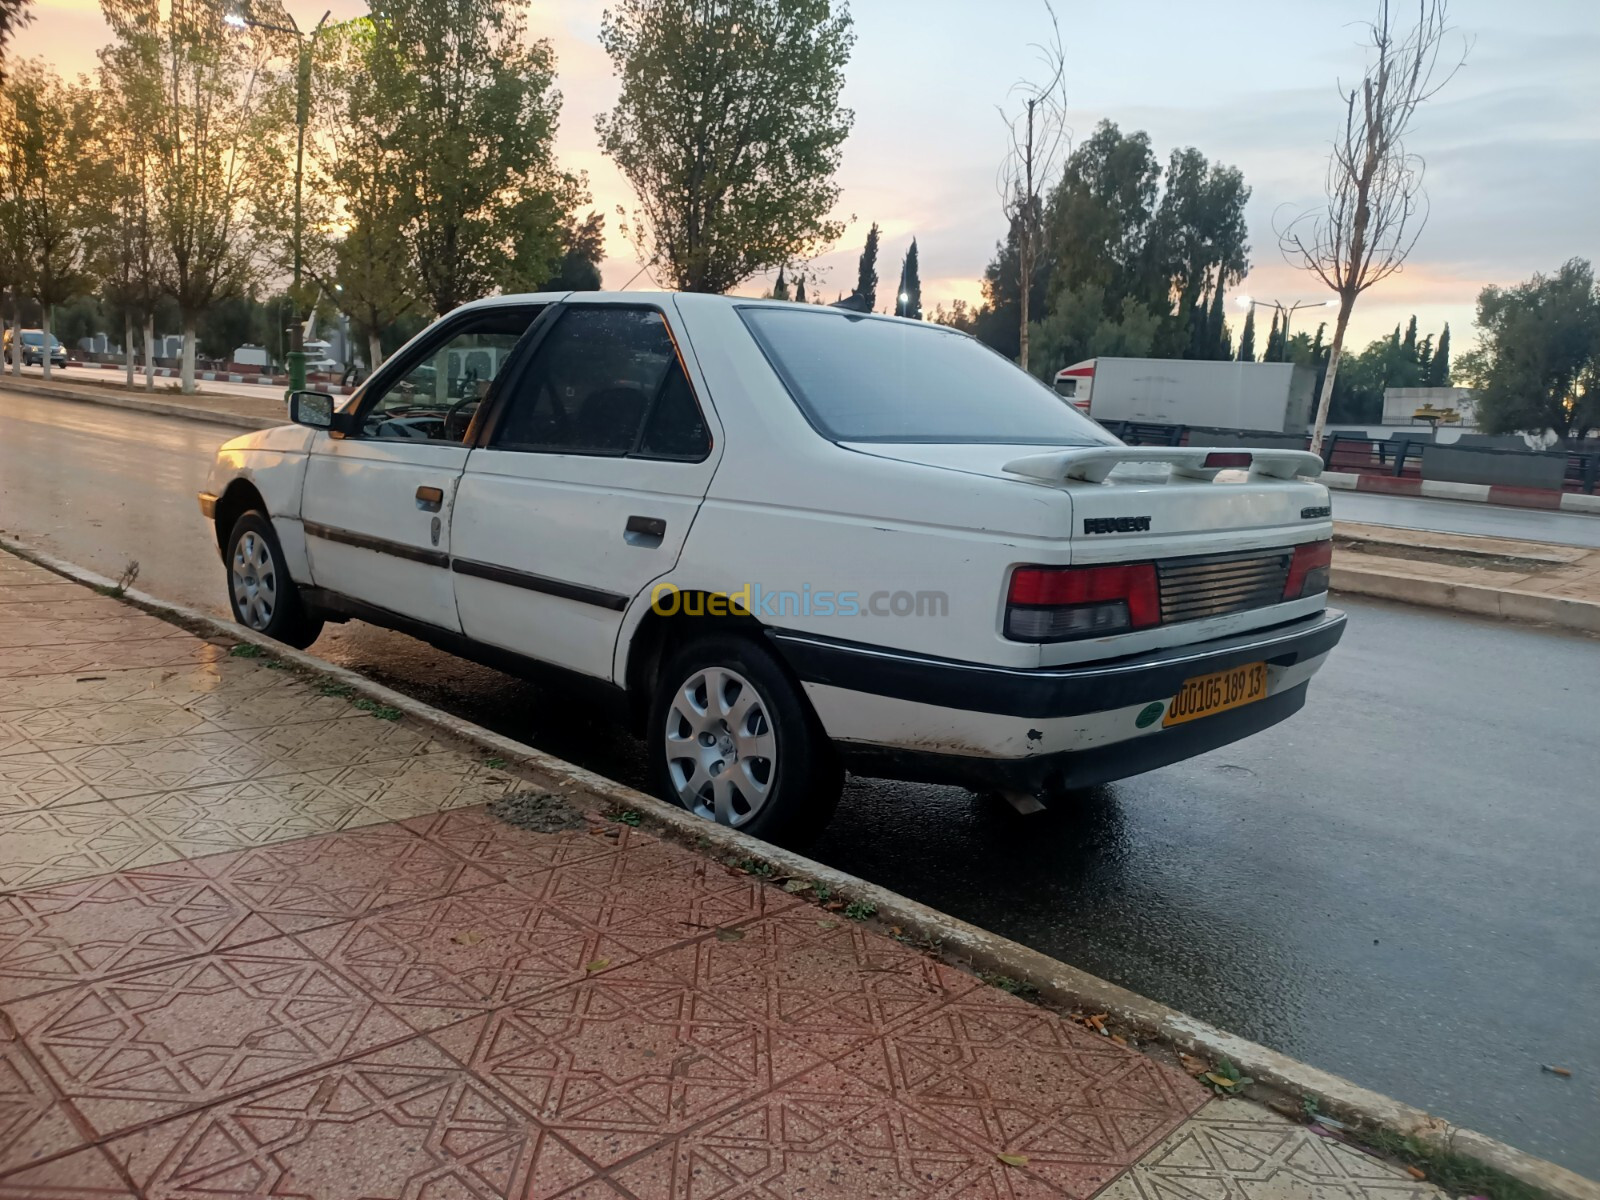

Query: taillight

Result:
[1283,540,1333,600]
[1005,564,1160,642]
[1203,452,1253,469]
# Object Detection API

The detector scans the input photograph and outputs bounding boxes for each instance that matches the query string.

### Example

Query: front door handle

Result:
[625,515,666,546]
[415,485,444,512]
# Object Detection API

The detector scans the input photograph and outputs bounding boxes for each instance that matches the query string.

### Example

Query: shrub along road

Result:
[2,387,1595,1178]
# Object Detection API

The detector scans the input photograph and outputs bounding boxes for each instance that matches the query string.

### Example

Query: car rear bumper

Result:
[769,608,1346,791]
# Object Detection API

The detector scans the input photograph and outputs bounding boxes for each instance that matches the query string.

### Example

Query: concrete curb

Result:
[1322,468,1600,516]
[0,374,277,432]
[4,531,1593,1200]
[1331,564,1600,634]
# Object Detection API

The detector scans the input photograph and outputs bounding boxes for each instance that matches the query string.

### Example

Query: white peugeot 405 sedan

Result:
[200,291,1345,843]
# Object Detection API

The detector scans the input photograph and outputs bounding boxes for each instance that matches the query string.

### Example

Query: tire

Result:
[224,511,323,649]
[649,633,842,846]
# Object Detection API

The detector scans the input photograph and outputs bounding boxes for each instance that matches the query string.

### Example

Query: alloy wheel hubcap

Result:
[230,531,277,631]
[664,666,777,827]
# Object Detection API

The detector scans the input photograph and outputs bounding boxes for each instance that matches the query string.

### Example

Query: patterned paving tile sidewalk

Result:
[0,550,1455,1200]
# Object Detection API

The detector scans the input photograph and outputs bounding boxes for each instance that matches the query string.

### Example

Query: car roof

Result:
[451,290,938,328]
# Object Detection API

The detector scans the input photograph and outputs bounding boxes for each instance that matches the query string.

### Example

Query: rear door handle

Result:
[415,485,444,512]
[625,515,666,546]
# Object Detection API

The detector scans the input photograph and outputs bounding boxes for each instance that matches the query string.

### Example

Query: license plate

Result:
[1163,662,1269,727]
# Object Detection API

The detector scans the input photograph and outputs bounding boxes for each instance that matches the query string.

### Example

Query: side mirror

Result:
[289,390,336,429]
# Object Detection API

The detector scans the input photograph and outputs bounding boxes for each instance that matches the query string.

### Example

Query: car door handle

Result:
[415,485,444,512]
[624,515,666,546]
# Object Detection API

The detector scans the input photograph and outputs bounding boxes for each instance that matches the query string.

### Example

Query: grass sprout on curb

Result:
[317,682,355,699]
[229,643,266,659]
[93,560,140,599]
[979,972,1039,1000]
[1363,1129,1547,1200]
[483,756,507,769]
[615,810,642,827]
[843,900,876,921]
[352,697,402,721]
[1202,1059,1253,1095]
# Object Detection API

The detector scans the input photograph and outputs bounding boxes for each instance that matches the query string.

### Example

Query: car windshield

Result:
[738,306,1115,445]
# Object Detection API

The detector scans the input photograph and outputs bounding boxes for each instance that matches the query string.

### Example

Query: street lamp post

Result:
[226,7,331,397]
[1235,295,1334,360]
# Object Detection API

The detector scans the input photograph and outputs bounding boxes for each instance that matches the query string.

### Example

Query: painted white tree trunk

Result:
[367,332,383,376]
[143,315,155,391]
[1308,297,1354,459]
[40,307,53,381]
[125,314,135,387]
[6,308,17,375]
[180,320,197,394]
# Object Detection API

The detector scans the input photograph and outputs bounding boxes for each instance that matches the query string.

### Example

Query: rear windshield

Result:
[738,306,1115,445]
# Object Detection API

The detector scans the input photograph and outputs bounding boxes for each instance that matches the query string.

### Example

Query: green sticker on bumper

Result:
[1135,701,1167,729]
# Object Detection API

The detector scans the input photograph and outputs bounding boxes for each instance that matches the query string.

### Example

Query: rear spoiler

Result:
[1001,446,1323,485]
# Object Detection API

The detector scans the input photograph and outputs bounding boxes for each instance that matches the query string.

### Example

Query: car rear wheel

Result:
[649,633,841,846]
[225,511,323,649]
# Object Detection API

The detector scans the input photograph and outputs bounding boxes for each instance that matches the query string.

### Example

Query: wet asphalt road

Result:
[2,390,1597,1177]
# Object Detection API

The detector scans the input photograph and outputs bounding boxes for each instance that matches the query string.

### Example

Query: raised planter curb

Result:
[0,373,278,431]
[1322,466,1599,516]
[5,531,1594,1200]
[1331,564,1600,634]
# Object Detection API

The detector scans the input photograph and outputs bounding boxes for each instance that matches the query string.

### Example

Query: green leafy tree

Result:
[896,238,921,318]
[1148,147,1250,357]
[0,81,33,373]
[539,211,606,293]
[102,0,284,392]
[1237,305,1256,362]
[597,0,854,293]
[853,221,879,309]
[1458,258,1600,441]
[1044,120,1160,315]
[0,2,28,82]
[96,43,164,388]
[5,60,108,379]
[968,214,1051,360]
[1027,283,1162,380]
[358,0,582,315]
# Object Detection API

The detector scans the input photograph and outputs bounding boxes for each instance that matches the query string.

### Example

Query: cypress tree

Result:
[855,222,880,311]
[1403,314,1418,359]
[1206,284,1227,359]
[1430,324,1451,386]
[794,274,806,304]
[771,265,789,301]
[897,238,922,318]
[1265,311,1282,362]
[1237,307,1256,362]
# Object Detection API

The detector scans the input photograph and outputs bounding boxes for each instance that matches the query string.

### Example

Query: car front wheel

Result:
[649,633,841,846]
[225,511,323,649]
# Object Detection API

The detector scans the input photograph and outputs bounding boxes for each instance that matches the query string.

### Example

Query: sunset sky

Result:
[10,0,1597,352]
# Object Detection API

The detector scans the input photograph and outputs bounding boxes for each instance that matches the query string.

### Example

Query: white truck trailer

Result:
[1053,358,1315,434]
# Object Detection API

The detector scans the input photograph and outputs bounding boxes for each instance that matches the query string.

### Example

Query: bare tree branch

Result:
[996,0,1068,372]
[1280,0,1468,454]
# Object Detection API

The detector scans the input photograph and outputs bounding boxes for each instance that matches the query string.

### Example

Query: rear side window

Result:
[494,307,709,459]
[739,306,1115,446]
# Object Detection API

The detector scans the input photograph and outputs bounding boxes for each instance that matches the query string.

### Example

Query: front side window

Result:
[493,306,709,459]
[740,306,1116,446]
[359,309,540,443]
